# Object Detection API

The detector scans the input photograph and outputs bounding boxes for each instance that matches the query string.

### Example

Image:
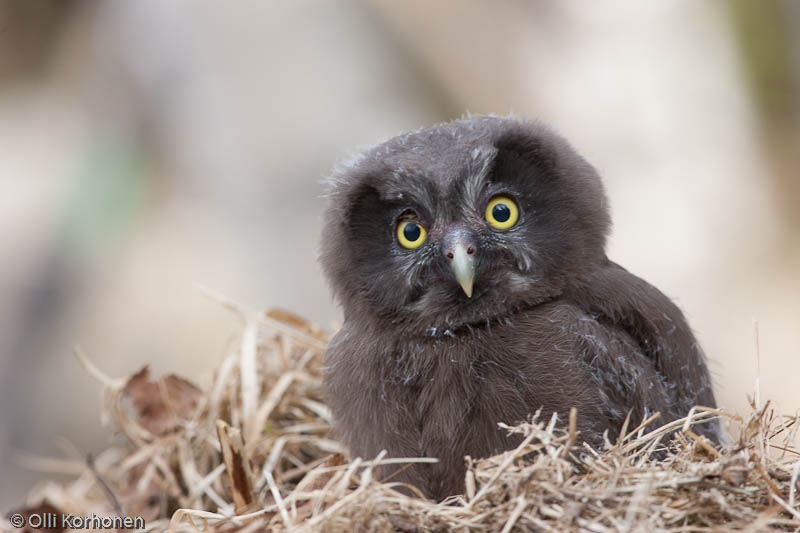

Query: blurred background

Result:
[1,0,798,510]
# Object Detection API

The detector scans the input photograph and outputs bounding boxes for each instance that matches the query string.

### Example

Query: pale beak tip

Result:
[461,283,473,298]
[450,241,476,299]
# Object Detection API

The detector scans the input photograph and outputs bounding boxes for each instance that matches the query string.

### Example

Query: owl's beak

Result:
[448,242,475,298]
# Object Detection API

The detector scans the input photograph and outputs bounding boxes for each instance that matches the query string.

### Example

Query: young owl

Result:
[320,116,719,500]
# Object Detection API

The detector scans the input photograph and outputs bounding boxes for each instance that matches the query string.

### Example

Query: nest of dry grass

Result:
[5,295,800,532]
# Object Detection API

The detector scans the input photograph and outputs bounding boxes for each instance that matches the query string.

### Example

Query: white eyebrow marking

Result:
[461,146,498,212]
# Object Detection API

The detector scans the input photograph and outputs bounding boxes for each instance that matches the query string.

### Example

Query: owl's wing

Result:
[573,262,719,440]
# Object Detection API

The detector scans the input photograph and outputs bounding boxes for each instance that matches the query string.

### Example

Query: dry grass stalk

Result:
[4,301,800,532]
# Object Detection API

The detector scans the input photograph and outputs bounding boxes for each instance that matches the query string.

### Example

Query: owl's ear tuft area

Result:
[493,122,559,174]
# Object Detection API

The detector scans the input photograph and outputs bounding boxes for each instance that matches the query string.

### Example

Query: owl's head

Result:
[320,116,610,335]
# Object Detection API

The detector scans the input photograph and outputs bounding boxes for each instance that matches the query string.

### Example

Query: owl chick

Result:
[320,116,718,500]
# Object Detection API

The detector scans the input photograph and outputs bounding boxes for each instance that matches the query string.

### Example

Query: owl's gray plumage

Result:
[320,116,718,500]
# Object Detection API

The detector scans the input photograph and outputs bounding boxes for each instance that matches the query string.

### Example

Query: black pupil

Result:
[403,223,421,242]
[492,203,511,222]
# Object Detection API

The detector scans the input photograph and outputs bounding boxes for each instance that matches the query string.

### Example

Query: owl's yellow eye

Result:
[396,220,427,249]
[485,195,519,230]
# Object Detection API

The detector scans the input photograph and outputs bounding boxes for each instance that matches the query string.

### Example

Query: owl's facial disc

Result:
[443,230,476,298]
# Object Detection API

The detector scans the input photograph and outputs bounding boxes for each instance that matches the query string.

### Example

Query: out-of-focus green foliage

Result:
[727,0,798,127]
